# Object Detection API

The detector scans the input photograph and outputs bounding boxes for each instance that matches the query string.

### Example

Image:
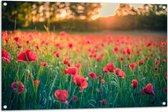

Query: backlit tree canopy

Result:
[115,4,167,16]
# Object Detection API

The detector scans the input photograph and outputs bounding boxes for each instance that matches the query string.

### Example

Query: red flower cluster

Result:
[54,51,60,58]
[63,59,71,66]
[114,68,125,78]
[141,83,155,96]
[17,49,38,63]
[73,75,88,92]
[103,62,115,74]
[88,72,97,79]
[113,46,119,54]
[54,90,69,104]
[138,60,144,65]
[132,79,138,89]
[64,67,78,77]
[14,37,21,42]
[75,63,81,69]
[11,81,24,94]
[40,62,48,67]
[2,49,10,63]
[102,99,107,106]
[129,63,137,71]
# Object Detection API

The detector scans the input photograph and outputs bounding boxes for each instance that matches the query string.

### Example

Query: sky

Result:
[99,3,144,17]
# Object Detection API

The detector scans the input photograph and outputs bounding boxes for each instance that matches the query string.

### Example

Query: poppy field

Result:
[1,31,167,110]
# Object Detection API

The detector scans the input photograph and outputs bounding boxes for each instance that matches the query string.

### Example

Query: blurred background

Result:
[2,1,167,32]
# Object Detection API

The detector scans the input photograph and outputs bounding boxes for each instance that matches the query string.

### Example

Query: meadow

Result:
[2,30,167,110]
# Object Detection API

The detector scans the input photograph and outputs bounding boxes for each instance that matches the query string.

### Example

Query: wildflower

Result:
[88,72,97,79]
[64,67,78,77]
[102,99,106,106]
[14,37,20,42]
[2,49,10,63]
[54,90,69,104]
[54,51,60,58]
[72,96,78,103]
[114,68,125,78]
[113,46,119,54]
[138,60,144,65]
[17,49,38,63]
[63,59,71,66]
[34,80,40,87]
[105,62,115,72]
[141,83,155,96]
[75,63,81,69]
[103,67,109,74]
[73,76,88,92]
[132,79,138,89]
[129,63,137,71]
[40,62,48,67]
[11,81,24,94]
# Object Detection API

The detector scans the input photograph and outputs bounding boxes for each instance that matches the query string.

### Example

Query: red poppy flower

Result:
[126,47,132,55]
[155,59,160,65]
[97,75,102,79]
[73,76,88,92]
[2,49,10,63]
[102,99,106,106]
[103,67,109,74]
[114,68,125,78]
[34,80,40,87]
[63,59,71,66]
[64,67,78,77]
[35,45,39,49]
[72,96,78,102]
[26,40,30,44]
[40,62,48,67]
[54,90,69,104]
[75,63,81,69]
[17,49,38,63]
[54,51,60,58]
[129,63,137,71]
[106,62,115,72]
[120,57,124,61]
[96,57,102,62]
[141,83,155,96]
[11,81,24,94]
[14,37,20,42]
[113,46,119,54]
[146,42,152,47]
[88,72,97,79]
[138,60,144,65]
[162,59,166,63]
[17,44,22,49]
[121,49,126,55]
[101,79,106,83]
[132,79,138,89]
[68,43,73,49]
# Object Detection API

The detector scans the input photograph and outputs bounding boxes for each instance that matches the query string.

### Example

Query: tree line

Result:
[2,2,167,31]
